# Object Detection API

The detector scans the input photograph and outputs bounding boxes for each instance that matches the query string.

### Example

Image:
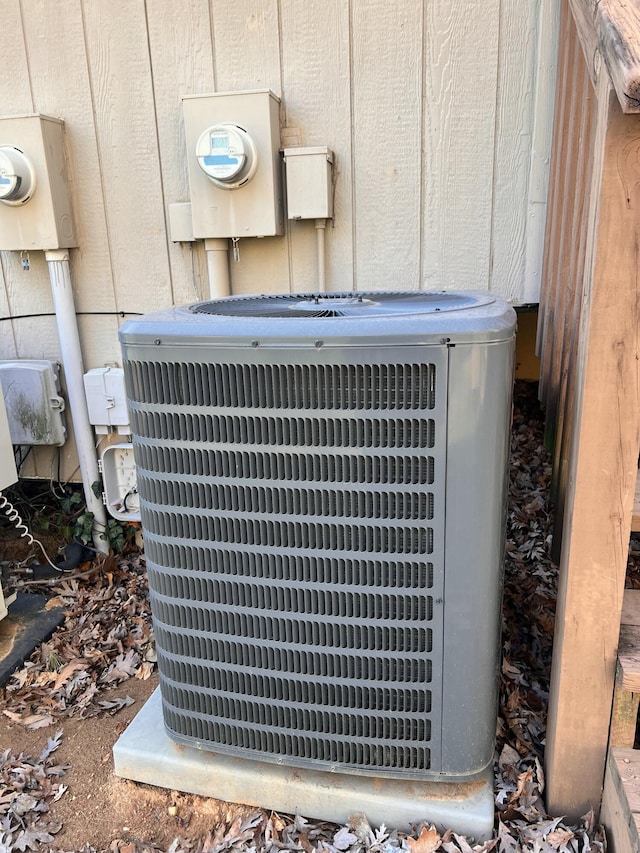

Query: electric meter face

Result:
[195,123,257,189]
[0,146,36,205]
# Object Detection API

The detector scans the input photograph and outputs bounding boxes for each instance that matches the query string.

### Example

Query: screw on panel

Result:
[440,338,451,345]
[315,340,324,348]
[154,339,161,346]
[251,340,259,348]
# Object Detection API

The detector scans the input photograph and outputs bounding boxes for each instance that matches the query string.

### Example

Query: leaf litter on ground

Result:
[0,383,610,851]
[0,729,66,852]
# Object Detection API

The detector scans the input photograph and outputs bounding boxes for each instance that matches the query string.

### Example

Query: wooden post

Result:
[544,71,640,816]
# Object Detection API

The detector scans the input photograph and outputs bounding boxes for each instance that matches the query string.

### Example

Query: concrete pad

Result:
[114,688,495,840]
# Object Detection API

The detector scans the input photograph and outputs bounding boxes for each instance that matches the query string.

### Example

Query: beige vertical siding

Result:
[0,0,557,479]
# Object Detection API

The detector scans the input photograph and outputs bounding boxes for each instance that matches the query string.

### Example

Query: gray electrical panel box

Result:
[0,391,17,491]
[0,114,76,251]
[0,360,66,446]
[120,291,515,786]
[182,90,283,239]
[283,146,334,219]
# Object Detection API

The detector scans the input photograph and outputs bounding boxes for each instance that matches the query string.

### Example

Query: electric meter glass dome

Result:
[0,146,36,205]
[195,123,257,189]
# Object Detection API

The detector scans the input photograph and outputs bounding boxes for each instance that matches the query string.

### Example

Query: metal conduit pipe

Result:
[45,249,109,555]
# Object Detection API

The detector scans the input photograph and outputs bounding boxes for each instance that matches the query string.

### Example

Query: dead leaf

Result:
[11,793,39,816]
[26,715,55,730]
[135,661,154,680]
[100,649,141,684]
[299,833,315,853]
[97,695,135,713]
[38,730,63,762]
[498,744,521,773]
[2,711,54,730]
[52,784,68,803]
[13,827,56,851]
[52,660,89,691]
[496,822,518,853]
[333,827,358,850]
[546,829,575,848]
[407,825,441,853]
[510,768,534,803]
[452,833,475,853]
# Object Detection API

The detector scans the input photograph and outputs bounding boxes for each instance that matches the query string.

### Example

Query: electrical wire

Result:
[13,444,32,474]
[16,563,101,588]
[0,489,63,572]
[122,483,138,513]
[49,448,68,501]
[0,311,143,322]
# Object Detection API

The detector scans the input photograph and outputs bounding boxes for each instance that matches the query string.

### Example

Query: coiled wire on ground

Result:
[0,490,63,572]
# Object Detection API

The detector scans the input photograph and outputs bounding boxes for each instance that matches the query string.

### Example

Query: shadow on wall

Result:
[515,309,540,381]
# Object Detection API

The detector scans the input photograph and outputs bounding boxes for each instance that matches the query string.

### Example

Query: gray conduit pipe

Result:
[45,249,109,555]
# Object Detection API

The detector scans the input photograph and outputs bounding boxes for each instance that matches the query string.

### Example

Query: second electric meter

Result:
[195,123,257,189]
[0,146,36,205]
[182,90,283,238]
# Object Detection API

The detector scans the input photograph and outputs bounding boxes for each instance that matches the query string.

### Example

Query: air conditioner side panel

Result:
[441,338,515,774]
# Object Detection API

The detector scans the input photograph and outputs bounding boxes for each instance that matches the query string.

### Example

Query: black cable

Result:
[0,310,143,322]
[28,541,93,580]
[80,311,144,316]
[122,485,138,512]
[13,444,32,473]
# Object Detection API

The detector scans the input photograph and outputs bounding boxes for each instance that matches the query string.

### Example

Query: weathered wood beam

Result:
[570,0,640,112]
[544,68,640,818]
[601,748,640,852]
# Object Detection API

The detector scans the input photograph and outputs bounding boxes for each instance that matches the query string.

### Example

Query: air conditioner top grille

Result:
[190,291,490,319]
[118,290,517,348]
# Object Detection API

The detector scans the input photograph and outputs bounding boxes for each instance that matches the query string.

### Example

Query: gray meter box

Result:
[0,114,76,251]
[119,291,515,784]
[0,360,66,446]
[182,90,283,239]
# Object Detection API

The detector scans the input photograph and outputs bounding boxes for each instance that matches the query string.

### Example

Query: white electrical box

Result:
[0,389,17,491]
[0,114,76,250]
[0,581,17,622]
[0,586,10,622]
[283,146,334,219]
[168,202,195,243]
[182,90,283,239]
[84,367,130,435]
[0,360,66,446]
[99,443,140,522]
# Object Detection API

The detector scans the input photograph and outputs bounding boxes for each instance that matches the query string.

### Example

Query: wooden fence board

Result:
[544,70,640,817]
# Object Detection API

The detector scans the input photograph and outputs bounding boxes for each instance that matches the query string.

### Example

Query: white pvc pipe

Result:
[45,250,109,555]
[204,238,231,299]
[315,218,327,292]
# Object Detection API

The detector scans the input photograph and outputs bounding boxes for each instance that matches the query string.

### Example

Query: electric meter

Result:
[0,146,36,205]
[195,123,257,189]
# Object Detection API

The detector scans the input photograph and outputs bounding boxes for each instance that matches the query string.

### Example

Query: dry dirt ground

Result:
[0,383,610,852]
[0,532,261,852]
[0,674,259,851]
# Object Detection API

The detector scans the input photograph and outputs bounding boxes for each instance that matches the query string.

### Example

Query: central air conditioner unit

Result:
[119,291,515,800]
